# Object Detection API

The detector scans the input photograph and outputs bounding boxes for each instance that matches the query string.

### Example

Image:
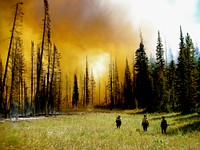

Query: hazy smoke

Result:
[0,0,139,81]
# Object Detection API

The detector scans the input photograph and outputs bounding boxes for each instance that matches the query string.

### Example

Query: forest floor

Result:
[0,110,199,149]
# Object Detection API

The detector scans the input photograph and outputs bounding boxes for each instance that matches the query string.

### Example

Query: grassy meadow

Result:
[0,110,199,150]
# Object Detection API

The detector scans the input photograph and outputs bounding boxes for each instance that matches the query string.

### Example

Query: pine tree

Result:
[156,31,165,69]
[176,27,197,113]
[72,73,79,108]
[166,59,176,110]
[123,58,133,108]
[134,34,152,111]
[85,56,89,107]
[154,31,168,111]
[176,26,187,112]
[184,33,197,113]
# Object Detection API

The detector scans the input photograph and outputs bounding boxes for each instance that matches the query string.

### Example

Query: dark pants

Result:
[161,127,167,134]
[143,125,148,131]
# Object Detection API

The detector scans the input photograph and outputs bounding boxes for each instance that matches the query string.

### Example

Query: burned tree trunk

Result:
[0,2,23,115]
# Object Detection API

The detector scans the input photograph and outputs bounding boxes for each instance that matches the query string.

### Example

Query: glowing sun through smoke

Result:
[90,53,109,79]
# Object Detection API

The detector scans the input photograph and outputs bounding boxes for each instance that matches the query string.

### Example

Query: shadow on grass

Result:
[150,113,182,120]
[174,114,200,122]
[167,121,200,135]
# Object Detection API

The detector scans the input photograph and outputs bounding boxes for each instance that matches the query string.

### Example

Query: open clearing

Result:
[0,111,199,150]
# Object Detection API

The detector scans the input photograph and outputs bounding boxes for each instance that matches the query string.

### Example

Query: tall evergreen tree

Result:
[153,31,168,111]
[176,27,197,113]
[176,26,187,112]
[85,56,89,107]
[156,31,165,69]
[134,34,152,111]
[166,59,176,110]
[123,58,133,108]
[72,73,79,108]
[184,33,197,113]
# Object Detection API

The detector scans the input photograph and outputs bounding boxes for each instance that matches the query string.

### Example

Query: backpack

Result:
[142,118,149,126]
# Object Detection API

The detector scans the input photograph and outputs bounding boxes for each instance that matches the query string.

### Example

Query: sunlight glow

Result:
[90,53,109,79]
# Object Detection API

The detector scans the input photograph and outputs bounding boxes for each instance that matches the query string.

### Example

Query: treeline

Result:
[70,28,200,114]
[134,29,200,113]
[133,29,200,113]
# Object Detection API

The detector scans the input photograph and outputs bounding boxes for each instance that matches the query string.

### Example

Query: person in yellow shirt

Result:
[142,114,149,131]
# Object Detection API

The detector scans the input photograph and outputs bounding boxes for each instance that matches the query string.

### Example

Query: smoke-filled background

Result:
[1,0,200,92]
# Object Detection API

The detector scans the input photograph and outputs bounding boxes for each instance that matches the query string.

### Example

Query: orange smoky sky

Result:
[1,0,200,81]
[0,0,142,82]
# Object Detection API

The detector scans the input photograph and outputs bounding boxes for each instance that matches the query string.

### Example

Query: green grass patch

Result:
[0,111,199,149]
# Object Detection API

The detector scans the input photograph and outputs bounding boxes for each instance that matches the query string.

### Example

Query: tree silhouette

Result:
[135,33,152,111]
[123,58,133,108]
[34,0,51,115]
[85,56,90,108]
[72,73,79,108]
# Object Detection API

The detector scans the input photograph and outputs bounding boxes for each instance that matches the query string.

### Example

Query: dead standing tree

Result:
[34,0,51,115]
[48,45,61,114]
[9,36,25,117]
[30,41,35,114]
[0,2,23,116]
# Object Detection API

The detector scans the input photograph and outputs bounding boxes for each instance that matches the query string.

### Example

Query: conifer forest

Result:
[0,0,200,118]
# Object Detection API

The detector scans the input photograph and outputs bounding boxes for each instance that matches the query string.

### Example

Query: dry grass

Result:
[0,111,199,149]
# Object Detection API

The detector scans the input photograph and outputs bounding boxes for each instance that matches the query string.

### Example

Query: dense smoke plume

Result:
[0,0,140,81]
